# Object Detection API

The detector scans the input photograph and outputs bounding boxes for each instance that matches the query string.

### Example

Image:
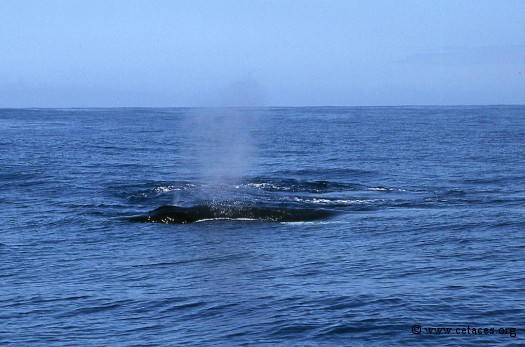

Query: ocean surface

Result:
[1,106,524,346]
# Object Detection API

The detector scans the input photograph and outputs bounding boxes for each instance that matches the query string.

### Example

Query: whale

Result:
[128,205,338,224]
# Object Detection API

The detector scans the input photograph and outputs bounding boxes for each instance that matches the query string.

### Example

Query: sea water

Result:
[1,106,524,346]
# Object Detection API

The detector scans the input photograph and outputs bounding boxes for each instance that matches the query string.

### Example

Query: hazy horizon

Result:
[2,104,525,110]
[1,1,524,107]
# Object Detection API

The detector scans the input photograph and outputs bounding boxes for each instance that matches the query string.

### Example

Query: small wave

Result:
[247,179,362,193]
[153,186,178,194]
[120,182,195,203]
[366,186,406,192]
[195,217,260,223]
[274,168,376,178]
[287,196,387,206]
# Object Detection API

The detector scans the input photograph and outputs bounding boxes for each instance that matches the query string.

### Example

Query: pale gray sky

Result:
[0,0,524,107]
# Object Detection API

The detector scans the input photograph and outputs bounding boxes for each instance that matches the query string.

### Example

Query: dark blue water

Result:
[1,106,524,346]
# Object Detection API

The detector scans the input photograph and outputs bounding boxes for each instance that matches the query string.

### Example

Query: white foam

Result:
[289,197,383,205]
[154,186,177,193]
[195,217,258,223]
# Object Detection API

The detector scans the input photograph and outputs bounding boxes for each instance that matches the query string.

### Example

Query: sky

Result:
[0,0,524,107]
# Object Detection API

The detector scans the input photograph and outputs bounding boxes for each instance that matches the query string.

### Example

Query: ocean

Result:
[1,106,524,346]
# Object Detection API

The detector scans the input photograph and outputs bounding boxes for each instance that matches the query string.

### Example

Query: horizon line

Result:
[1,104,524,110]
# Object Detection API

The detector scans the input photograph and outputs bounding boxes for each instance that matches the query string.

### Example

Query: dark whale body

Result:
[128,205,338,224]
